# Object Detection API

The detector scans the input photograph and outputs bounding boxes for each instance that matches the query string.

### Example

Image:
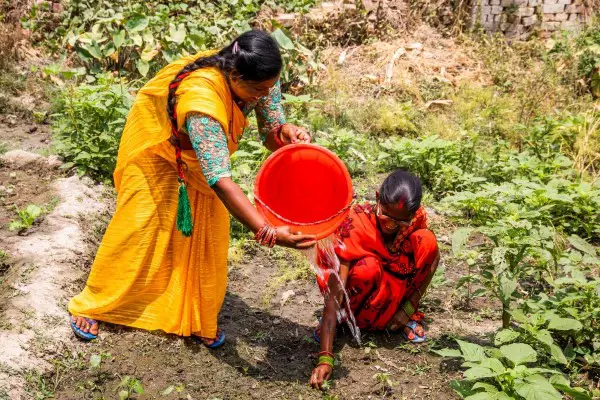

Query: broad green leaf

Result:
[534,329,554,346]
[500,343,537,366]
[547,315,583,331]
[113,30,126,48]
[495,329,520,346]
[168,23,186,44]
[515,374,562,400]
[271,28,294,50]
[89,354,101,368]
[103,43,116,58]
[450,380,477,399]
[567,235,596,256]
[131,34,143,47]
[525,367,561,376]
[137,59,150,77]
[464,366,497,380]
[434,348,462,358]
[480,358,506,374]
[457,340,487,363]
[499,275,517,304]
[552,384,593,400]
[119,391,129,400]
[472,383,499,394]
[465,394,491,400]
[125,14,149,33]
[509,309,528,324]
[491,246,509,272]
[548,343,567,365]
[467,392,512,400]
[452,227,473,257]
[85,41,103,59]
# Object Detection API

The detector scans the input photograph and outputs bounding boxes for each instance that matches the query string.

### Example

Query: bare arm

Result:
[187,113,315,248]
[310,261,349,389]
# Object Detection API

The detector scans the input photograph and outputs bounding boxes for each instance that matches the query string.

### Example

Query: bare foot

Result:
[403,321,424,340]
[387,309,425,340]
[71,316,99,335]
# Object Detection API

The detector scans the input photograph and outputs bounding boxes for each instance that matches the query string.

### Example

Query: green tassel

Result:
[177,182,193,237]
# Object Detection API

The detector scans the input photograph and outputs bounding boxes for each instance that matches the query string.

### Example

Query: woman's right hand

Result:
[310,364,333,389]
[275,226,317,249]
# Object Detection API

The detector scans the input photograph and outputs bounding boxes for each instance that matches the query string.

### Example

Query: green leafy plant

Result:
[117,376,144,400]
[436,340,592,400]
[52,73,134,183]
[8,204,44,232]
[271,27,321,91]
[23,0,319,81]
[316,127,376,177]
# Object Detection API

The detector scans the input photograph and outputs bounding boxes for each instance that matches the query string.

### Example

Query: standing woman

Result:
[68,30,315,347]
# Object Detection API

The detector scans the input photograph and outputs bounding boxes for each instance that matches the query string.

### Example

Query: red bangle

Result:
[318,351,335,358]
[254,223,278,248]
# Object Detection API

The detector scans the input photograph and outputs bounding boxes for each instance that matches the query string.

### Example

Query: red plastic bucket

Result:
[254,144,353,240]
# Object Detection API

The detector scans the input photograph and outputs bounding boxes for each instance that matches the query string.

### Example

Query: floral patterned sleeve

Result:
[186,113,231,187]
[254,80,287,143]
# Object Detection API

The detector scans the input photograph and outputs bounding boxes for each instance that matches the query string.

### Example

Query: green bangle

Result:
[317,355,335,368]
[402,300,415,317]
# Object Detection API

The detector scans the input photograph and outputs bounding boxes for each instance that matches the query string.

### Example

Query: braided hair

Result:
[167,30,282,236]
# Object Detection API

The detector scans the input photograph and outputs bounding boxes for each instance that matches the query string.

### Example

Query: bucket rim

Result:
[253,143,354,227]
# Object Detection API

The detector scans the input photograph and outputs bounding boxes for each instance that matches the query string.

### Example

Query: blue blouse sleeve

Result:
[254,80,287,143]
[186,113,231,187]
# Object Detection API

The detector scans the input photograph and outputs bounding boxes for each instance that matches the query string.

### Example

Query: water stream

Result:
[301,235,361,345]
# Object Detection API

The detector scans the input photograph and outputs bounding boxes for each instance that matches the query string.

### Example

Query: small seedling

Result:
[411,362,431,376]
[373,372,395,395]
[116,376,144,400]
[9,204,44,232]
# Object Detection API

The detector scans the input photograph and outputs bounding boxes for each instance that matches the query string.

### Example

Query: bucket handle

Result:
[254,196,353,227]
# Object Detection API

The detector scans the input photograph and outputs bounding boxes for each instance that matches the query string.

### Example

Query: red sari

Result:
[320,203,438,330]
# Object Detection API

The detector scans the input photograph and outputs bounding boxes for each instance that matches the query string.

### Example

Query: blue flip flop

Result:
[402,320,426,343]
[193,329,226,349]
[70,316,98,341]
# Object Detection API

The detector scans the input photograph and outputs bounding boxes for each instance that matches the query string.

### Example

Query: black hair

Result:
[379,169,423,214]
[167,29,282,135]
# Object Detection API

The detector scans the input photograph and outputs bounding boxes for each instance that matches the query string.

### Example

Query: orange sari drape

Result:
[68,52,245,338]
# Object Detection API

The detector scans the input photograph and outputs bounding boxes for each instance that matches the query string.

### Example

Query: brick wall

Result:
[471,0,590,40]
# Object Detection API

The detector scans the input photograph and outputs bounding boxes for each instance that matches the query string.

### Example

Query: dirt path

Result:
[0,120,501,400]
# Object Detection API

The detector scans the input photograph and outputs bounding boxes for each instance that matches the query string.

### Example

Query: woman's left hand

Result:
[280,124,311,144]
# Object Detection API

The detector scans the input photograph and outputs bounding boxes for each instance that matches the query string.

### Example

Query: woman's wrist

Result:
[317,354,335,369]
[254,222,277,248]
[273,124,287,148]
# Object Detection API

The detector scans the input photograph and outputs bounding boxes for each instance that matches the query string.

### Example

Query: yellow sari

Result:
[68,51,246,338]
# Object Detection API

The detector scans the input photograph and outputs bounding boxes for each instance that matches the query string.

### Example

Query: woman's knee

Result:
[410,229,440,269]
[348,256,383,286]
